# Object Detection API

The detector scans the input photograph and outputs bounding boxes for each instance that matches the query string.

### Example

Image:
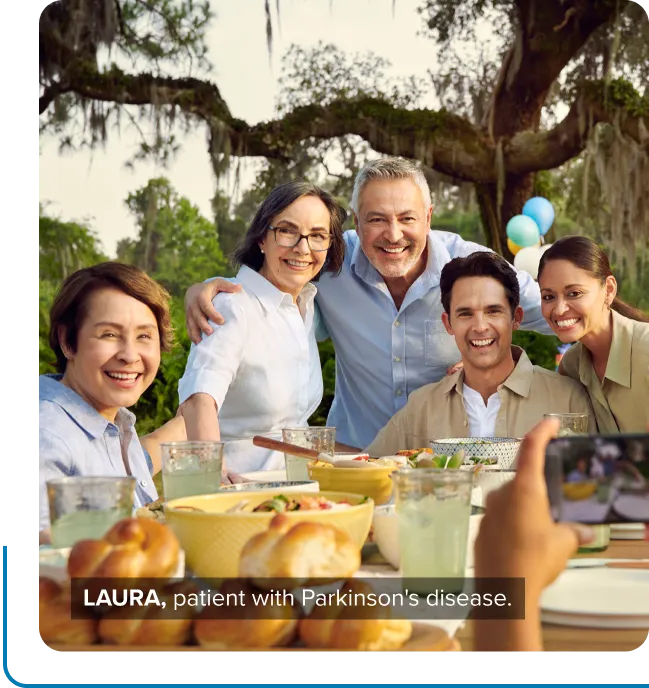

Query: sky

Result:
[39,0,446,256]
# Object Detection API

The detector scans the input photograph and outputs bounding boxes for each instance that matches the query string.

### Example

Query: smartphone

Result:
[545,433,649,523]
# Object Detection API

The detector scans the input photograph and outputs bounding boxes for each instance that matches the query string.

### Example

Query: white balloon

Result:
[540,243,553,254]
[514,245,544,280]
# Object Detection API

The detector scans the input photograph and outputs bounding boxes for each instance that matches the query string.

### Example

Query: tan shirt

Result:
[366,347,596,456]
[559,310,649,433]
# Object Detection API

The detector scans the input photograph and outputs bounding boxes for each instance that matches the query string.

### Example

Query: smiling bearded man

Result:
[365,252,596,456]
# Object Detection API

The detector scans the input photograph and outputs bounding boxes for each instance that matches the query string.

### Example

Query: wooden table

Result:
[456,539,649,651]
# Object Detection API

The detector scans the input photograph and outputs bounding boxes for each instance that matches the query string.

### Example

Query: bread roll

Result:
[194,580,300,649]
[239,513,360,589]
[39,577,97,645]
[299,580,412,651]
[97,580,194,646]
[67,518,179,579]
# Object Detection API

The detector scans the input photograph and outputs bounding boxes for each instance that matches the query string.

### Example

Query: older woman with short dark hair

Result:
[178,181,347,474]
[40,262,185,539]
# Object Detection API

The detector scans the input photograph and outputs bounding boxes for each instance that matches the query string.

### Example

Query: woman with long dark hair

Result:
[537,236,649,432]
[177,181,346,474]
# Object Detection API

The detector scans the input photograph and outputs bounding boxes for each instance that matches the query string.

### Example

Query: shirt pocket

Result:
[424,319,461,368]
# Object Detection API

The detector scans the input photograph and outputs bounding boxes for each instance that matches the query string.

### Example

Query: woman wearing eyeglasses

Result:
[177,181,346,474]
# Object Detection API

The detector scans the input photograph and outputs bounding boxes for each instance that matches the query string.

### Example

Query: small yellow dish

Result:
[307,463,398,506]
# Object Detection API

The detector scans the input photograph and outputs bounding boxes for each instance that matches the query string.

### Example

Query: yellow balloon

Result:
[508,238,523,256]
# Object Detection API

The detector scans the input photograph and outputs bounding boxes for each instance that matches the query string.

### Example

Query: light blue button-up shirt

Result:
[314,230,554,448]
[39,374,157,531]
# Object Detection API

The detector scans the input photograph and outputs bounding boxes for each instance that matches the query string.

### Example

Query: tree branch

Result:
[504,80,649,174]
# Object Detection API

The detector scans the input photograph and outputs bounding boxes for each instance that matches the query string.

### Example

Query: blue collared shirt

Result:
[314,230,554,448]
[39,375,158,531]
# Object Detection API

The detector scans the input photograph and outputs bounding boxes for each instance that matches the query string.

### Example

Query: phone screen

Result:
[545,433,649,523]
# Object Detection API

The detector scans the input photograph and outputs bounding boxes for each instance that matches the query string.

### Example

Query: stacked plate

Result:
[541,564,649,628]
[610,523,646,540]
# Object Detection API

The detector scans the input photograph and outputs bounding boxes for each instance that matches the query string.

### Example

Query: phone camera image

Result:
[545,434,649,524]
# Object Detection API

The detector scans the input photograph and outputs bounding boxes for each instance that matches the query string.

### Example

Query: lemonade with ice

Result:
[394,469,473,595]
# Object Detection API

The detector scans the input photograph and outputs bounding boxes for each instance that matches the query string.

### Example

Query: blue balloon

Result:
[506,215,541,248]
[522,197,555,235]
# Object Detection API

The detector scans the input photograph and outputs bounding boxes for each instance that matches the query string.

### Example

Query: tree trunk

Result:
[475,172,535,261]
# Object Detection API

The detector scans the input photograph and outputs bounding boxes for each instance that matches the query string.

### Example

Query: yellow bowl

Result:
[164,491,374,578]
[307,463,398,506]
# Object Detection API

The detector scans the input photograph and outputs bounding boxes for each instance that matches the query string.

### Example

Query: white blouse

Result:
[178,266,323,473]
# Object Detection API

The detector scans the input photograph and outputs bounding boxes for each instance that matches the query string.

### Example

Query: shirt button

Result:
[140,480,148,487]
[394,320,400,327]
[394,356,401,362]
[396,389,403,397]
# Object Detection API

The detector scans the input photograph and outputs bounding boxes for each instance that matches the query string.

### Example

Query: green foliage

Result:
[39,279,58,375]
[431,208,486,245]
[40,211,108,282]
[512,330,561,372]
[309,340,337,426]
[119,177,233,296]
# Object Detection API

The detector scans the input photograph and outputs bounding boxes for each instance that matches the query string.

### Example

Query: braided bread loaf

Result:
[39,577,97,645]
[67,518,179,579]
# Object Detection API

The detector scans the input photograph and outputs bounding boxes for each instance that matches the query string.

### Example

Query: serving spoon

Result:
[251,435,385,468]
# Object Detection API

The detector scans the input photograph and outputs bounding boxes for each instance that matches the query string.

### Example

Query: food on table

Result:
[39,577,98,645]
[98,580,196,646]
[311,454,402,469]
[251,494,354,513]
[298,580,412,650]
[135,497,165,523]
[397,448,497,470]
[194,579,301,649]
[239,513,361,589]
[562,482,598,501]
[67,517,180,579]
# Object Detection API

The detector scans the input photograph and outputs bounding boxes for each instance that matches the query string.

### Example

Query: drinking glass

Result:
[47,477,135,548]
[161,441,224,501]
[393,468,474,594]
[282,427,335,481]
[544,413,589,436]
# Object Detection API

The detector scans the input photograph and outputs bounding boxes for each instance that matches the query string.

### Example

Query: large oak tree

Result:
[40,0,649,259]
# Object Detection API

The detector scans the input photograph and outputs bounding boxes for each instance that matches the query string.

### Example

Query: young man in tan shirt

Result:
[366,252,595,456]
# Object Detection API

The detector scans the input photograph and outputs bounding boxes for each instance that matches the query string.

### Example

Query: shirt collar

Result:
[439,346,533,398]
[603,310,633,388]
[500,346,534,398]
[39,374,135,439]
[237,264,317,314]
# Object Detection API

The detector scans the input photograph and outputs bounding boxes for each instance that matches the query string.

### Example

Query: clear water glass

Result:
[161,441,224,501]
[393,468,474,594]
[47,477,135,548]
[544,413,589,436]
[282,427,335,481]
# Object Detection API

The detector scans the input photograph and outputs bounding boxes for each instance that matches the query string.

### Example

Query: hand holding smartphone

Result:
[545,433,649,524]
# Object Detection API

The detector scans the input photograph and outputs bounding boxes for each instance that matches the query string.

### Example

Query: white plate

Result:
[237,470,287,483]
[540,566,649,628]
[612,495,649,521]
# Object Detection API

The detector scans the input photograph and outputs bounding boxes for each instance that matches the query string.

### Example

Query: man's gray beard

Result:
[373,252,421,279]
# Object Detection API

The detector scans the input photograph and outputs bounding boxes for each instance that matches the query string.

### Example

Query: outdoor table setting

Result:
[39,425,649,652]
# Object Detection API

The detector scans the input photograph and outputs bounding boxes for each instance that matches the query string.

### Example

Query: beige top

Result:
[559,310,649,433]
[366,347,596,456]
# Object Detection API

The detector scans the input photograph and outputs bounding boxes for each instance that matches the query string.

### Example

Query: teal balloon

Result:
[506,215,541,247]
[522,197,555,235]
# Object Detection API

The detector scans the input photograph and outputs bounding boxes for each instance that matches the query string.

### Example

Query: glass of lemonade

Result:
[161,441,224,501]
[544,413,589,436]
[282,427,335,481]
[47,477,135,548]
[393,468,474,595]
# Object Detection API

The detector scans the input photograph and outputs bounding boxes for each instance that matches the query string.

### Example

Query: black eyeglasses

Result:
[268,225,332,251]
